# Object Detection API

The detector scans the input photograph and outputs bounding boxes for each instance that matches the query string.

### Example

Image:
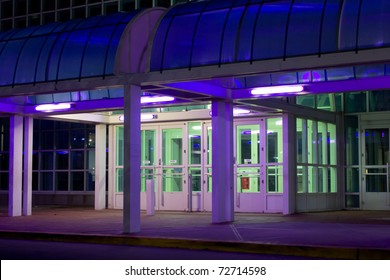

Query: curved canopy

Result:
[150,0,390,71]
[0,11,140,87]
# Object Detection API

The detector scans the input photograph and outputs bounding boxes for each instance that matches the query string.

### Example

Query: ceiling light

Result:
[35,103,72,112]
[140,96,175,104]
[251,85,304,96]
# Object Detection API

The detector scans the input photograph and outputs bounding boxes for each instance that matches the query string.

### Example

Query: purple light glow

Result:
[251,85,304,96]
[141,96,175,104]
[35,103,72,112]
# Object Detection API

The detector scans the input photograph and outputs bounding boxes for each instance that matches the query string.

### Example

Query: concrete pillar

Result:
[123,85,141,233]
[22,117,33,216]
[211,99,234,223]
[282,112,297,215]
[8,115,23,217]
[336,113,345,209]
[95,124,107,210]
[107,125,115,209]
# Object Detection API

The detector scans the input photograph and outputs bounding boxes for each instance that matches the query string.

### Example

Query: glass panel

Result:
[344,92,367,113]
[253,1,290,60]
[116,168,123,192]
[86,150,95,170]
[55,172,68,191]
[365,129,389,165]
[345,194,360,208]
[358,0,390,49]
[71,171,84,191]
[345,116,359,165]
[267,118,282,163]
[207,167,212,192]
[236,124,259,165]
[46,33,69,81]
[116,126,124,166]
[104,23,127,75]
[82,26,114,77]
[162,13,199,69]
[56,151,69,170]
[0,173,9,191]
[369,91,390,112]
[163,168,183,192]
[207,127,212,165]
[345,167,360,193]
[296,118,306,164]
[237,4,260,62]
[286,0,323,56]
[297,165,307,193]
[71,151,84,169]
[14,37,45,84]
[267,165,283,193]
[71,129,85,149]
[0,153,9,170]
[0,39,24,85]
[141,168,154,193]
[317,167,327,193]
[191,9,228,67]
[220,6,245,64]
[141,130,156,166]
[86,170,95,191]
[40,152,54,170]
[35,35,57,82]
[58,29,91,80]
[189,167,201,192]
[329,167,337,193]
[162,128,182,166]
[56,130,69,149]
[328,123,337,165]
[188,123,201,165]
[366,175,387,192]
[237,167,260,193]
[307,120,316,164]
[150,17,171,71]
[308,166,317,193]
[339,0,359,51]
[321,0,342,53]
[317,122,327,165]
[40,172,54,191]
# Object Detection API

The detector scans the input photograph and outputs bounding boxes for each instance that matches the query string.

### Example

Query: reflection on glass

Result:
[116,168,123,192]
[162,128,182,166]
[236,124,259,165]
[189,167,201,192]
[365,129,389,165]
[116,126,124,166]
[141,130,156,166]
[163,168,182,192]
[366,175,387,192]
[267,166,283,193]
[267,118,282,163]
[188,122,201,165]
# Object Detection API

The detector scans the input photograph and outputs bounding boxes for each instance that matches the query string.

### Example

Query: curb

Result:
[1,231,389,260]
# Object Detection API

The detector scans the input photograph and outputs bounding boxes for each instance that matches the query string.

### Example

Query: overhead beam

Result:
[162,81,231,99]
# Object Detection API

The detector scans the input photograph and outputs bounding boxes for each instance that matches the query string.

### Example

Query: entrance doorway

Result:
[362,128,390,210]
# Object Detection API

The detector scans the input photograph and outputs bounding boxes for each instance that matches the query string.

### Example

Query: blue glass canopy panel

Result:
[150,0,390,71]
[0,11,139,87]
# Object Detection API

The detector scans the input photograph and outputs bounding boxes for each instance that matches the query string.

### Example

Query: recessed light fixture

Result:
[140,96,175,104]
[251,85,304,96]
[35,103,72,112]
[119,114,157,121]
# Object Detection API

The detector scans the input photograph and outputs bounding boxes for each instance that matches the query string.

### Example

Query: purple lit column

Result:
[282,112,297,214]
[211,99,234,223]
[8,115,23,217]
[23,117,33,216]
[95,124,107,210]
[123,84,141,233]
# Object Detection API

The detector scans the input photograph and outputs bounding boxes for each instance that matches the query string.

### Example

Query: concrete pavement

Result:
[1,207,390,259]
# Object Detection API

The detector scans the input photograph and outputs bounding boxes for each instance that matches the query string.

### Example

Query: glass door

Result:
[140,128,157,210]
[157,125,188,211]
[362,128,390,210]
[235,123,264,212]
[202,123,212,211]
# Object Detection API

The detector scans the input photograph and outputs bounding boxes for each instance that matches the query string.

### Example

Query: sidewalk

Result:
[1,206,390,259]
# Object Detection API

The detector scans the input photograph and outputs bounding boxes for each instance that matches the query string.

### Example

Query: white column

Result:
[336,113,345,209]
[282,112,297,215]
[123,85,141,233]
[22,117,33,216]
[211,99,234,223]
[95,124,107,210]
[107,125,115,209]
[8,115,23,217]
